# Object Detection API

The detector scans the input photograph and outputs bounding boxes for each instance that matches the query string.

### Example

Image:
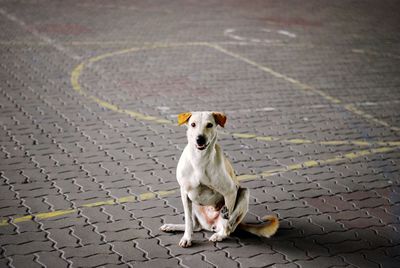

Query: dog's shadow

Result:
[227,219,329,258]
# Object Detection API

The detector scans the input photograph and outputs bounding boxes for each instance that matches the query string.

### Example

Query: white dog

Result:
[160,111,279,247]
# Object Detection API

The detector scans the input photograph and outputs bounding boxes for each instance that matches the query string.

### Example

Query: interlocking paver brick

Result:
[203,251,239,268]
[179,254,214,268]
[96,219,141,233]
[111,241,147,262]
[296,256,348,268]
[7,254,42,268]
[271,240,310,261]
[293,238,330,258]
[324,239,373,255]
[69,254,120,268]
[135,238,170,259]
[63,244,111,259]
[130,206,176,218]
[342,252,380,268]
[47,228,79,248]
[364,249,400,268]
[131,258,181,268]
[168,234,218,256]
[224,243,275,259]
[236,253,288,268]
[311,230,358,245]
[35,251,70,268]
[340,217,385,230]
[0,231,47,246]
[356,229,393,248]
[102,227,149,242]
[4,240,54,256]
[352,197,392,209]
[69,225,103,245]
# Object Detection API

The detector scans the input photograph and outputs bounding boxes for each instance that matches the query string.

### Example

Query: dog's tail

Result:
[238,215,279,238]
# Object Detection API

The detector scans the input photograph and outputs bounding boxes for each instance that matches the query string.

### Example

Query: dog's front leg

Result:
[179,190,193,247]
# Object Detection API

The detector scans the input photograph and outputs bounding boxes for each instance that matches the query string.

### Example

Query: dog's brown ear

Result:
[212,112,227,128]
[177,112,192,125]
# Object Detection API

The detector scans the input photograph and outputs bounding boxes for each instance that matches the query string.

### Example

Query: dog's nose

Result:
[196,135,206,146]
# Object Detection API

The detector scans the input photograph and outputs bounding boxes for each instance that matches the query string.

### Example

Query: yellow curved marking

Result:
[71,42,400,146]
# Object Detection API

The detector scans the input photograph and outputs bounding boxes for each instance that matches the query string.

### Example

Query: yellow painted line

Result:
[1,146,398,227]
[237,146,399,181]
[0,190,177,226]
[206,43,399,132]
[228,131,400,147]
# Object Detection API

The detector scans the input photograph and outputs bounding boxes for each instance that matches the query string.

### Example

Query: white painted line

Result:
[277,30,296,38]
[224,28,297,44]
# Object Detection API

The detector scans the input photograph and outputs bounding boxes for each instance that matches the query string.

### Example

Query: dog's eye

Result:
[191,122,196,128]
[206,123,213,128]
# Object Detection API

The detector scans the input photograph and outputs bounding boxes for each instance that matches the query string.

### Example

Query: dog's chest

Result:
[186,183,223,207]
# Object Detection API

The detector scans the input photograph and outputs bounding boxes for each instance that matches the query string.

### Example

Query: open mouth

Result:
[196,143,208,150]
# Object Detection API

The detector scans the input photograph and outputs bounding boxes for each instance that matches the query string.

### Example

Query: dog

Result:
[160,111,279,247]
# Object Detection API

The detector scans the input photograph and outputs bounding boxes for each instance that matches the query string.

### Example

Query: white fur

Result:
[160,111,249,247]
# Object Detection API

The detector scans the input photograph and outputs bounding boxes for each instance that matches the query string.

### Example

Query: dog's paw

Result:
[160,224,174,232]
[179,237,192,248]
[220,206,229,219]
[209,233,226,242]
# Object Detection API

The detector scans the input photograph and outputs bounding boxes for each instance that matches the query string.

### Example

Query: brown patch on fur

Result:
[177,112,192,125]
[212,112,227,128]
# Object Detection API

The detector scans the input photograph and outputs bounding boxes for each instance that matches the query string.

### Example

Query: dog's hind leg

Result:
[209,187,249,242]
[228,187,249,232]
[225,187,250,232]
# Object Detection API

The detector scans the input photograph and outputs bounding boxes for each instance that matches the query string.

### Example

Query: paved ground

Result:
[1,0,400,267]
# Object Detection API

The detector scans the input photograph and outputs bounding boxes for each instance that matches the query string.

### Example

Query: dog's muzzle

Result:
[196,135,208,150]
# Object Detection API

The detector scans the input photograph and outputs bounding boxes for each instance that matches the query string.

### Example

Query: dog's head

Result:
[177,111,227,151]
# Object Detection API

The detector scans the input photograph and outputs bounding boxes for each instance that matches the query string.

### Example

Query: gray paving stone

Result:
[269,240,309,261]
[135,238,170,259]
[4,240,54,256]
[296,256,348,267]
[36,251,70,268]
[102,227,149,242]
[236,253,288,268]
[69,253,120,267]
[111,241,147,262]
[131,258,181,268]
[203,251,239,268]
[179,254,214,268]
[224,243,274,259]
[63,244,112,258]
[341,252,380,268]
[48,228,79,248]
[8,254,42,268]
[96,219,141,233]
[0,231,47,246]
[69,225,103,245]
